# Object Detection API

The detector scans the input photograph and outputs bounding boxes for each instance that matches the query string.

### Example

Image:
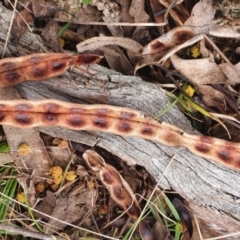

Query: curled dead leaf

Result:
[77,36,143,57]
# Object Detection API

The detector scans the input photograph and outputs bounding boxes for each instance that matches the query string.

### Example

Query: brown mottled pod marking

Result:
[0,99,240,171]
[0,53,101,87]
[83,150,141,219]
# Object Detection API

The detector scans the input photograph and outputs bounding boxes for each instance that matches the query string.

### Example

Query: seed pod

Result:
[0,53,101,87]
[0,99,239,170]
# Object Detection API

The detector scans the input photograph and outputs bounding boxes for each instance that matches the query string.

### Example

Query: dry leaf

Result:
[46,184,97,233]
[219,62,240,85]
[196,84,226,109]
[77,36,143,57]
[41,20,62,52]
[170,54,227,85]
[139,220,153,240]
[35,191,56,221]
[0,153,14,166]
[152,220,171,240]
[170,54,228,109]
[185,0,215,26]
[11,4,34,40]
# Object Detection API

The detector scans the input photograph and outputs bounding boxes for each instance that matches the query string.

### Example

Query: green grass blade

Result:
[163,195,180,222]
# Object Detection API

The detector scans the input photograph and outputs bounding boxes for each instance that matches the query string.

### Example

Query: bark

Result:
[1,3,240,237]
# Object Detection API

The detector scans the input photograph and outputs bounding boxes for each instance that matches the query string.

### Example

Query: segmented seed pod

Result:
[0,53,101,87]
[0,99,239,170]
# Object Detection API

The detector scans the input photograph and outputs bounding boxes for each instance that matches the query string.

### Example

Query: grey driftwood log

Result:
[0,3,240,237]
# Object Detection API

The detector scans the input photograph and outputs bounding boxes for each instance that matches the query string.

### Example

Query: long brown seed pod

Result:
[83,150,141,219]
[0,53,101,87]
[0,99,239,170]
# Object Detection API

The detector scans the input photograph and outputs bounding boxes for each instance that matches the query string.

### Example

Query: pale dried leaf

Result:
[42,20,62,52]
[196,84,226,108]
[11,5,34,40]
[0,153,14,165]
[47,146,72,167]
[103,46,134,75]
[32,1,57,18]
[170,54,229,110]
[209,25,240,38]
[129,0,149,23]
[219,62,240,85]
[129,0,150,45]
[77,36,143,57]
[119,0,134,25]
[46,184,97,233]
[35,191,56,221]
[170,54,227,84]
[185,0,215,26]
[152,220,171,240]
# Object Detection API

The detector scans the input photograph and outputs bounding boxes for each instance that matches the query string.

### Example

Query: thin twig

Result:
[1,0,18,58]
[54,20,167,26]
[0,223,67,240]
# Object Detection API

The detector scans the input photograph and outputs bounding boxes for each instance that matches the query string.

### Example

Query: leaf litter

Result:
[2,0,240,239]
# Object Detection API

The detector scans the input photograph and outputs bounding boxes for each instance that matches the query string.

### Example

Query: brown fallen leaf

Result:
[35,191,56,221]
[10,0,60,41]
[41,20,63,53]
[152,219,172,240]
[139,220,153,240]
[0,152,14,166]
[77,36,143,57]
[219,62,240,85]
[171,54,227,84]
[46,183,97,234]
[170,54,228,109]
[77,36,142,74]
[184,0,215,26]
